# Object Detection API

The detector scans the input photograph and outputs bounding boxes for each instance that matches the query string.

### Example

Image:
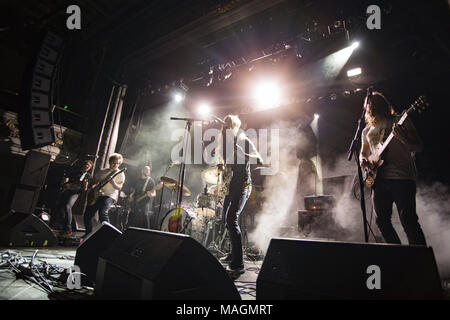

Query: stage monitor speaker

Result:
[74,222,122,286]
[0,213,57,247]
[256,238,443,300]
[95,228,241,300]
[20,151,51,187]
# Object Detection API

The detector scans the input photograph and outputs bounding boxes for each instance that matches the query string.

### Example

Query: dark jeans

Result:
[83,196,115,235]
[372,179,427,246]
[222,185,251,268]
[58,190,80,231]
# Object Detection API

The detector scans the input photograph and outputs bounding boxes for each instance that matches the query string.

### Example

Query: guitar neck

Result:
[376,112,409,158]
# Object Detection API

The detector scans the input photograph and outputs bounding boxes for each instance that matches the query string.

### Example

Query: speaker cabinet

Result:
[19,31,64,150]
[74,222,122,286]
[256,238,443,300]
[20,151,51,187]
[0,213,57,247]
[95,228,241,300]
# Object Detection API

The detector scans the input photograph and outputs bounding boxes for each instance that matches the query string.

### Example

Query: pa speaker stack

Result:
[19,30,64,150]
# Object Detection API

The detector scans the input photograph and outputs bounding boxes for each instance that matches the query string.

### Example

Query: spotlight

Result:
[347,67,362,78]
[37,210,51,224]
[314,113,320,119]
[173,92,184,103]
[253,81,282,110]
[321,42,360,79]
[197,103,211,117]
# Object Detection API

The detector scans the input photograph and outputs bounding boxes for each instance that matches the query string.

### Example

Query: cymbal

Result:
[164,183,191,196]
[201,167,221,185]
[160,176,178,186]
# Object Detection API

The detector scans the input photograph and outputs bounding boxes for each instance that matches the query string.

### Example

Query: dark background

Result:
[0,0,449,213]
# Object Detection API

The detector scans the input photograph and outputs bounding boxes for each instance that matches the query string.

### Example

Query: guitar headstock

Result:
[408,95,430,114]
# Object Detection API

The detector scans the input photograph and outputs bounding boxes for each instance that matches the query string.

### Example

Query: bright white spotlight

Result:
[347,67,362,78]
[351,41,360,49]
[174,92,184,103]
[321,41,361,79]
[314,113,320,119]
[197,103,211,117]
[253,81,282,110]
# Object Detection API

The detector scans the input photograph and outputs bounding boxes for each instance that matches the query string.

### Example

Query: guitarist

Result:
[127,165,156,229]
[82,153,126,237]
[51,160,93,237]
[359,91,427,246]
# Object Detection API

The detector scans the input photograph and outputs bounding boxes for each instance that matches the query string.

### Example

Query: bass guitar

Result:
[132,182,163,203]
[363,95,429,187]
[86,168,127,205]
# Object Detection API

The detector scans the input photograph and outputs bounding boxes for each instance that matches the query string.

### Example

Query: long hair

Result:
[223,114,241,130]
[364,91,395,126]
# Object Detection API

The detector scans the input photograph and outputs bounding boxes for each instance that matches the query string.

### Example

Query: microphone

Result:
[364,86,373,109]
[211,115,225,124]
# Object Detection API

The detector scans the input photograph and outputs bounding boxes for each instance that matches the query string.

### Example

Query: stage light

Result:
[173,92,184,103]
[37,210,51,224]
[321,41,360,79]
[314,113,320,119]
[347,67,362,77]
[197,103,211,117]
[253,81,282,110]
[351,41,360,49]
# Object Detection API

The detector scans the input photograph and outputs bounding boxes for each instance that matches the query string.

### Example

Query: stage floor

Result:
[1,236,449,301]
[0,244,263,301]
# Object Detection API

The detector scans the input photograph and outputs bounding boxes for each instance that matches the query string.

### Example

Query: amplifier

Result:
[304,194,335,211]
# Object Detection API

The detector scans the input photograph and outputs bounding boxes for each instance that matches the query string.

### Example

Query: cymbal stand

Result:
[206,171,226,256]
[156,161,175,228]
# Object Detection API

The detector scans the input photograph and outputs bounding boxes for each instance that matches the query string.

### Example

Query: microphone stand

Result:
[170,117,198,233]
[347,87,372,243]
[157,161,175,228]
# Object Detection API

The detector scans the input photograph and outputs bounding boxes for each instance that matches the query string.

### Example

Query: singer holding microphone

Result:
[216,114,263,278]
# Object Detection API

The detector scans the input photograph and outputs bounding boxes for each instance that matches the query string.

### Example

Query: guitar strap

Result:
[142,177,151,193]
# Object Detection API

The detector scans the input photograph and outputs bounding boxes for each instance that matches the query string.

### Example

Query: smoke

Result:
[323,154,450,277]
[248,122,301,253]
[409,182,450,278]
[127,102,205,199]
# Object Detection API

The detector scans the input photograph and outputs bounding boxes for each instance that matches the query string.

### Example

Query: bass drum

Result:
[160,207,206,244]
[160,207,195,234]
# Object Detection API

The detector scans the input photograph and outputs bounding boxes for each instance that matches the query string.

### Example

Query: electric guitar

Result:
[60,176,90,192]
[86,168,127,205]
[132,182,163,203]
[363,95,429,187]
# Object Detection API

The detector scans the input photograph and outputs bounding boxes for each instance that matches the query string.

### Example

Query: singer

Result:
[217,114,263,278]
[359,91,427,245]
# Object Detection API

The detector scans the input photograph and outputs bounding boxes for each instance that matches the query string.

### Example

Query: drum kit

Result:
[159,165,228,251]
